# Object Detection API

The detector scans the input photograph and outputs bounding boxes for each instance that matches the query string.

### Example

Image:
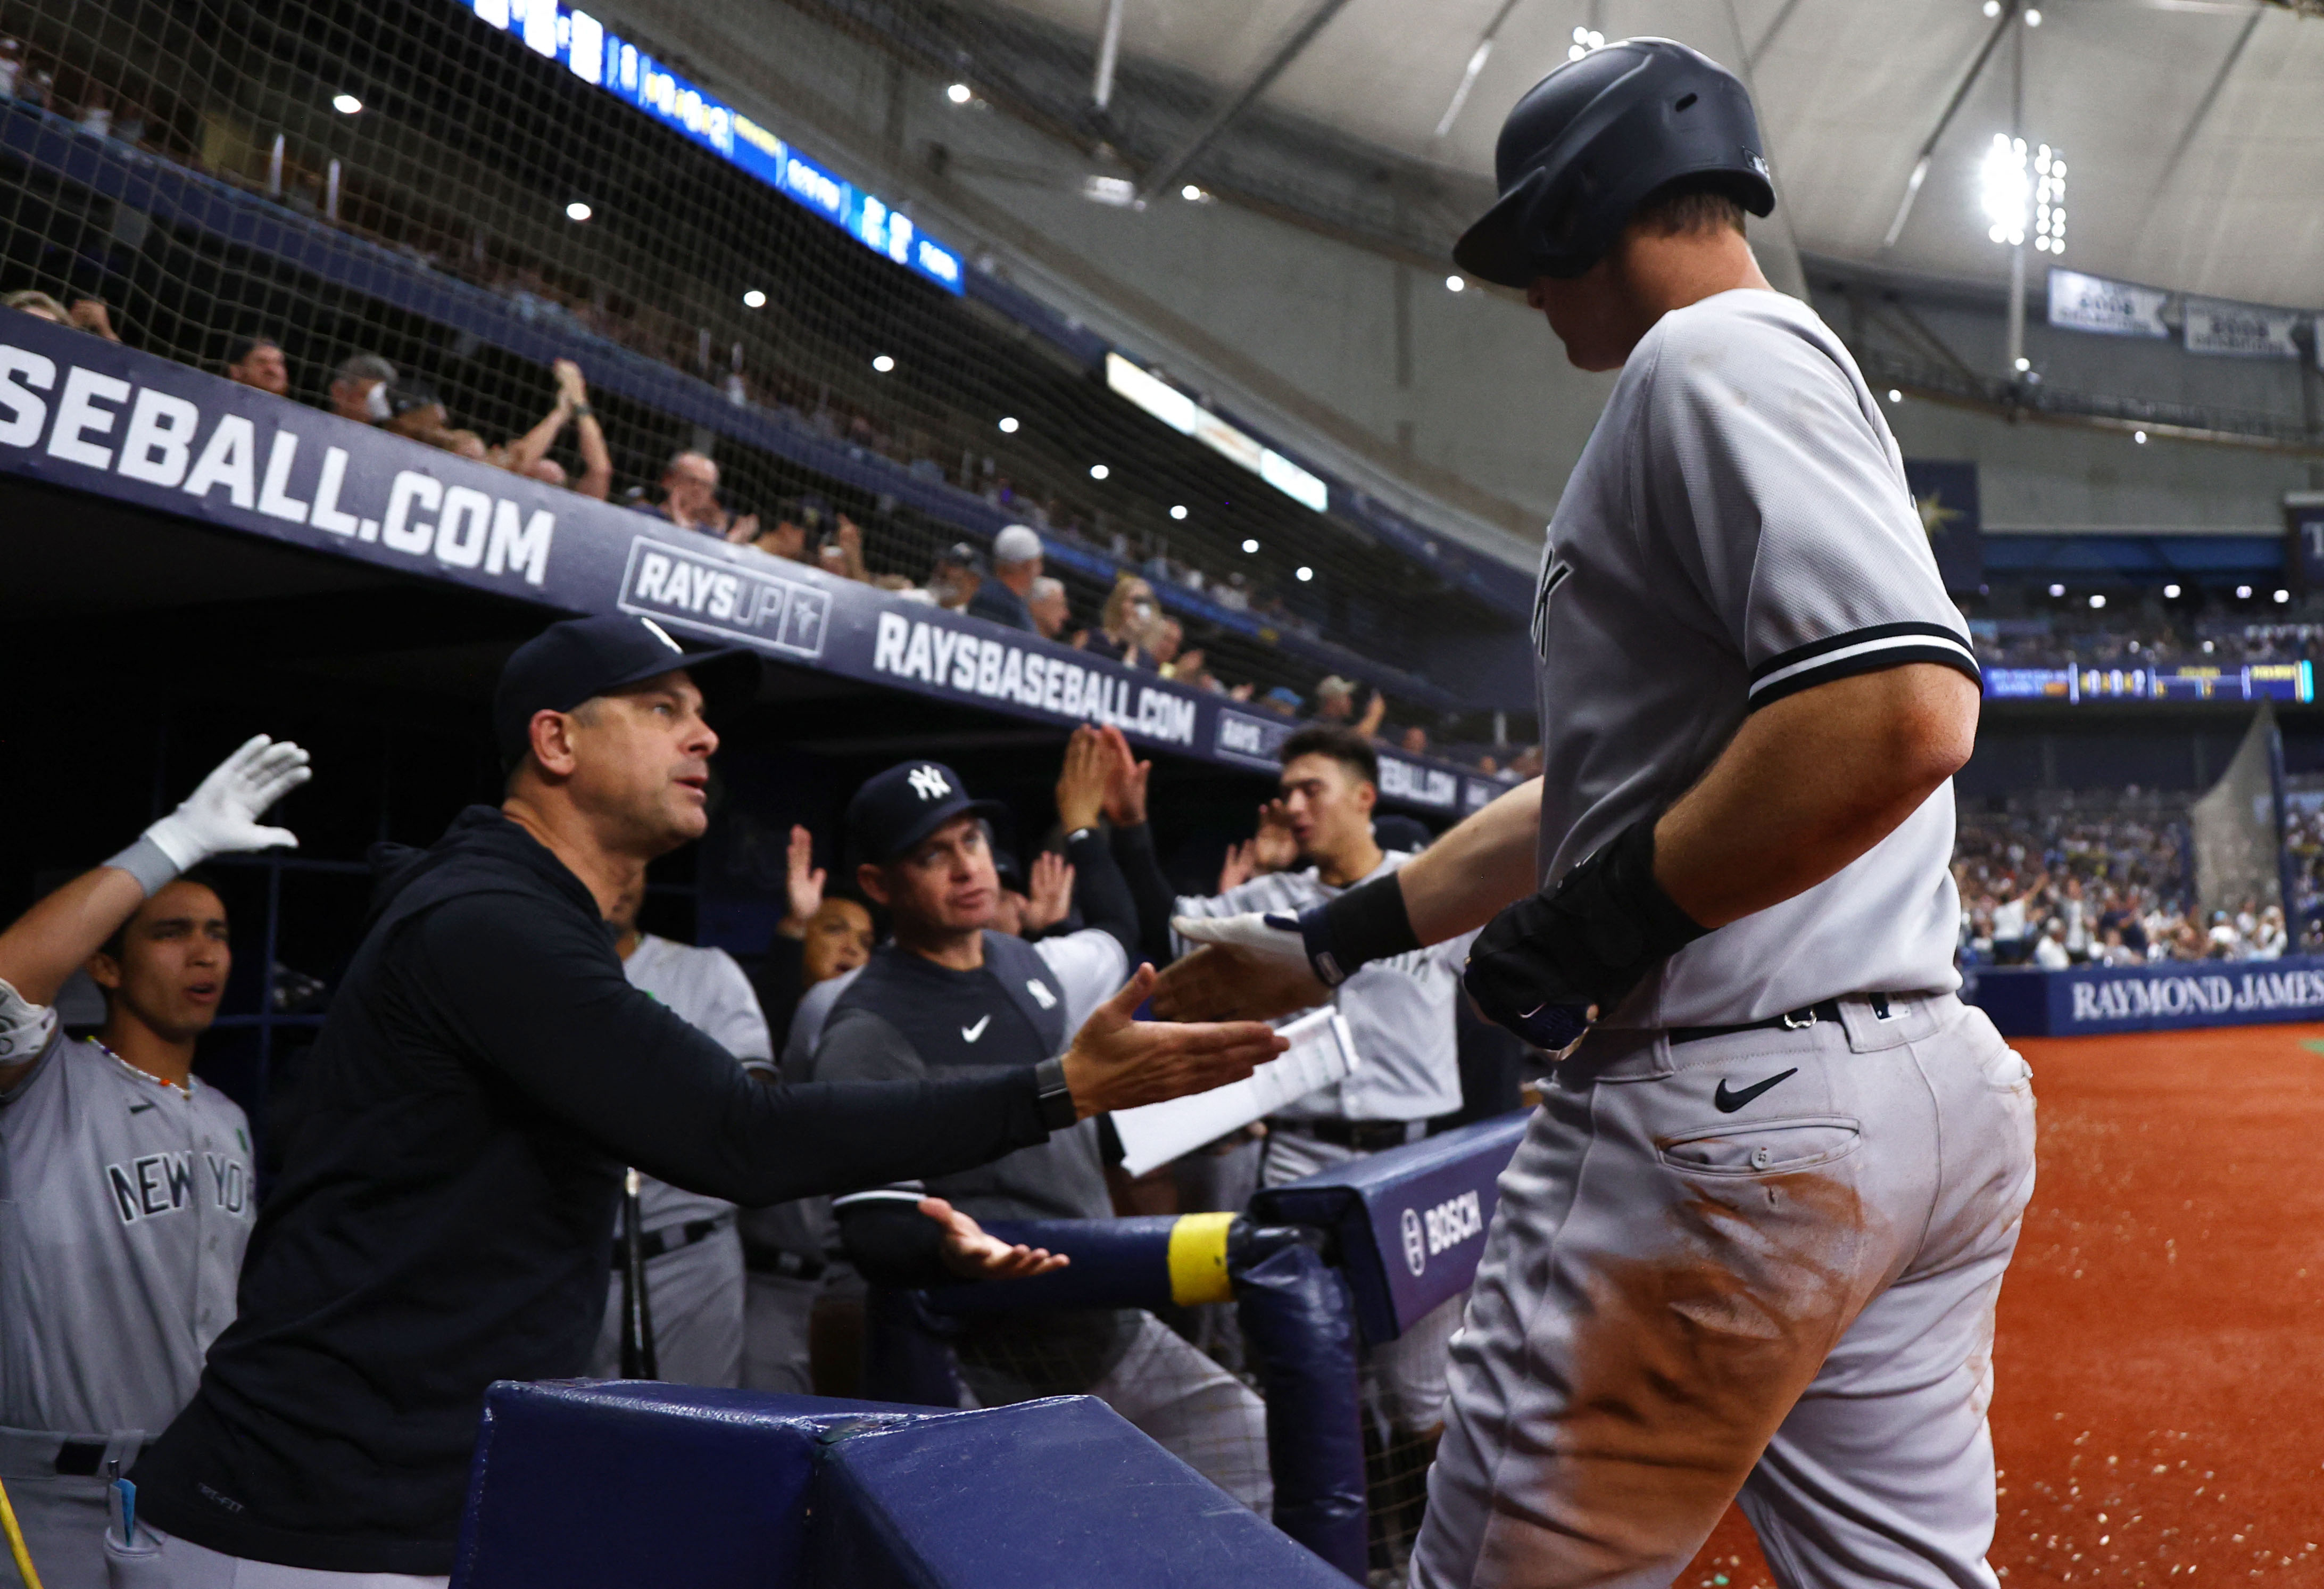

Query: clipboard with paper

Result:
[1110,1005,1360,1177]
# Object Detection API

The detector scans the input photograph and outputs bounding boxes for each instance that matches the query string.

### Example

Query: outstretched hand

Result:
[922,1196,1069,1280]
[1149,937,1331,1025]
[1055,725,1111,833]
[1058,964,1288,1116]
[778,824,825,937]
[1098,725,1150,827]
[145,735,312,870]
[1022,850,1075,934]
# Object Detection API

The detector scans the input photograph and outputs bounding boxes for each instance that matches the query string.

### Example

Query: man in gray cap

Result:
[124,614,1284,1587]
[325,353,395,426]
[968,524,1044,632]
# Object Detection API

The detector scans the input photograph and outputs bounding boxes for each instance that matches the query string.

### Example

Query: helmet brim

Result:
[1452,168,1551,288]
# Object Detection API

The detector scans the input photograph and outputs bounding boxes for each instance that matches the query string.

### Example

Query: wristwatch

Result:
[1033,1056,1078,1131]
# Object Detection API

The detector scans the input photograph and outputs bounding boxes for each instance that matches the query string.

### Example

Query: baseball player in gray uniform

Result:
[586,883,773,1388]
[0,736,310,1589]
[1161,40,2034,1589]
[1167,725,1478,1462]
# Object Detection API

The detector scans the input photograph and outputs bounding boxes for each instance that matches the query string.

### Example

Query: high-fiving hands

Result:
[1057,964,1288,1117]
[144,735,312,872]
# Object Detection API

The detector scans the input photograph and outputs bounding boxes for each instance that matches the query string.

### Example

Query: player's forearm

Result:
[1652,663,1977,929]
[502,404,569,475]
[0,865,147,1007]
[1392,777,1545,944]
[575,416,613,500]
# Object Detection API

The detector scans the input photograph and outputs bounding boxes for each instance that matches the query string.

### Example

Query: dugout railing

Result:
[856,1114,1532,1582]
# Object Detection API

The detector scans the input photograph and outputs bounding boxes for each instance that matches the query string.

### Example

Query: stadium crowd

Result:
[1952,802,2296,965]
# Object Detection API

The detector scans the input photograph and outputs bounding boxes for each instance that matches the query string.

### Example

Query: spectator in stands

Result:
[1088,575,1158,666]
[1400,725,1430,756]
[2032,919,2071,970]
[327,353,397,425]
[5,288,119,341]
[928,543,985,613]
[638,450,757,541]
[812,515,872,583]
[1311,676,1387,738]
[968,525,1043,632]
[489,359,612,500]
[2253,905,2288,959]
[1027,576,1073,643]
[383,379,460,450]
[1988,882,2028,965]
[225,335,289,397]
[1260,686,1302,719]
[737,498,810,564]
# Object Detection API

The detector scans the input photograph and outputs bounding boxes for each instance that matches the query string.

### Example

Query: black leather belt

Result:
[1268,1117,1418,1152]
[742,1245,828,1282]
[1667,994,1894,1046]
[609,1213,732,1269]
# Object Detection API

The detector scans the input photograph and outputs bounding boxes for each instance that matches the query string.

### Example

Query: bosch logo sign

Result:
[1400,1208,1426,1276]
[1423,1191,1484,1261]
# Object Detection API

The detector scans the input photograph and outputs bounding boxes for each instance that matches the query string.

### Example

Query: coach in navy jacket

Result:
[130,615,1282,1580]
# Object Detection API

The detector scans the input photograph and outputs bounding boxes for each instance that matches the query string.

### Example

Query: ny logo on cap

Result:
[908,765,952,801]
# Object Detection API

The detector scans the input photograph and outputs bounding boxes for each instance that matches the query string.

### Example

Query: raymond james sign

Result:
[1973,957,2324,1036]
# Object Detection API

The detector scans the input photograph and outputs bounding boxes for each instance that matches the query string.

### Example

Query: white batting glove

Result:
[144,735,313,870]
[1173,911,1334,978]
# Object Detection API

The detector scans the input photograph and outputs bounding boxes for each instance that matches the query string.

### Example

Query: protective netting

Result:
[0,0,1529,752]
[2188,704,2284,922]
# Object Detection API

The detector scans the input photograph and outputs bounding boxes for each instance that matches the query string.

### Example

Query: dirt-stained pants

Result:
[1412,993,2036,1589]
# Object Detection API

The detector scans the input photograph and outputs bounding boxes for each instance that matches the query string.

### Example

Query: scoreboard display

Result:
[1982,662,2313,704]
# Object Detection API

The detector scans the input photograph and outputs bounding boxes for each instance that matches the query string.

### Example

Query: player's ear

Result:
[856,863,891,908]
[528,708,582,779]
[1357,780,1378,817]
[85,950,124,991]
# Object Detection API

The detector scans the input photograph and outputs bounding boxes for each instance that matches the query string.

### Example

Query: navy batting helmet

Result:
[1453,38,1774,286]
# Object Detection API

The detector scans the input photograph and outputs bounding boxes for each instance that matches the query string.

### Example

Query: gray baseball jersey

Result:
[1,1030,254,1436]
[1173,853,1477,1123]
[619,935,770,1234]
[1530,287,1979,1027]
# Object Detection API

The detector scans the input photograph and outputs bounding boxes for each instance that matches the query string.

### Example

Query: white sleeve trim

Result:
[1747,622,1979,709]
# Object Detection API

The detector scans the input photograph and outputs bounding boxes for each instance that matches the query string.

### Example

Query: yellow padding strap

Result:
[1166,1212,1238,1306]
[1,1471,46,1589]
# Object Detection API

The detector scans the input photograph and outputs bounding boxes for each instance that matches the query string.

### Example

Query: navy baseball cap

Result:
[845,760,1009,866]
[493,614,759,767]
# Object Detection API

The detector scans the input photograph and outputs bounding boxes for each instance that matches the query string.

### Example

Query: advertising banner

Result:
[1973,957,2324,1037]
[2046,268,2171,339]
[0,315,1482,806]
[2182,295,2305,359]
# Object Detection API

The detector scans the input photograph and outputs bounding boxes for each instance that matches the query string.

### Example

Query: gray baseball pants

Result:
[1411,993,2036,1589]
[586,1222,744,1389]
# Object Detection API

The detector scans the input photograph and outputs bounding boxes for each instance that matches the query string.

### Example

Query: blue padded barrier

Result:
[1233,1241,1367,1582]
[1249,1112,1531,1345]
[808,1395,1350,1588]
[1970,957,2324,1035]
[450,1380,1351,1589]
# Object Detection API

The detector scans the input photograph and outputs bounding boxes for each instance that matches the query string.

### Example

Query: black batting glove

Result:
[1463,814,1709,1053]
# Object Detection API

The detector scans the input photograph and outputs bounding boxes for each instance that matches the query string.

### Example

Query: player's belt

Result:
[0,1426,146,1479]
[741,1245,829,1282]
[608,1212,734,1268]
[1667,995,1893,1046]
[1268,1117,1424,1151]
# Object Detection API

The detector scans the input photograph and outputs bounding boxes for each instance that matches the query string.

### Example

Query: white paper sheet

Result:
[1109,1006,1360,1178]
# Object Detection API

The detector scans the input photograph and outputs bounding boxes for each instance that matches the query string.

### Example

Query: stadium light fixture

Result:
[2014,357,2030,372]
[2089,594,2105,609]
[742,289,766,309]
[1981,134,2028,247]
[1181,184,1206,202]
[1295,566,1315,582]
[2048,583,2065,598]
[1887,388,1902,404]
[1446,275,1466,293]
[1567,25,1605,60]
[2134,429,2148,444]
[998,416,1020,434]
[1982,0,1999,14]
[332,93,363,115]
[2237,584,2253,599]
[946,82,973,105]
[565,201,592,221]
[2277,589,2292,603]
[2031,145,2066,254]
[1170,504,1189,520]
[1242,538,1260,553]
[871,354,895,373]
[1090,464,1110,480]
[2024,7,2041,24]
[2164,583,2182,598]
